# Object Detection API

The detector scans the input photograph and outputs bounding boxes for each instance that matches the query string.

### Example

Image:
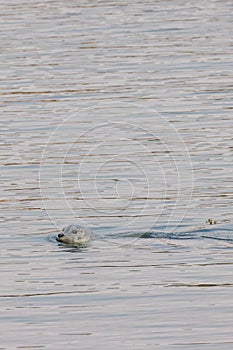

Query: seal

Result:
[56,224,93,246]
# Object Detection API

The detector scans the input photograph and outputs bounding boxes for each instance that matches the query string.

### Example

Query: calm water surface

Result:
[1,0,233,349]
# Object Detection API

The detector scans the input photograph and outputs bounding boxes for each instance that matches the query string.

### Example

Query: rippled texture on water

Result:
[1,0,233,349]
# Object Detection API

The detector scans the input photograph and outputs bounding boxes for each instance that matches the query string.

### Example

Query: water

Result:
[1,0,233,348]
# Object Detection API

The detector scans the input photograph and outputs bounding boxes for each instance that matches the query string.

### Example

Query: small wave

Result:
[49,221,233,248]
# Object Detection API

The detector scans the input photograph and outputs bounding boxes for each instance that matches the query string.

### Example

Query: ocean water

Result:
[1,0,233,349]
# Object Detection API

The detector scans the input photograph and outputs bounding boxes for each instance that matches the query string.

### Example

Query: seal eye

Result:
[72,229,77,234]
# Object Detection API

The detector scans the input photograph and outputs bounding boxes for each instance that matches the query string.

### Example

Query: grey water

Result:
[1,0,233,349]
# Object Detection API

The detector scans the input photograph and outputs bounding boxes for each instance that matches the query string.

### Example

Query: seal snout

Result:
[58,233,64,238]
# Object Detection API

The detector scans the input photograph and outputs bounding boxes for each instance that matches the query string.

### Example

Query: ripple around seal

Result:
[49,222,233,249]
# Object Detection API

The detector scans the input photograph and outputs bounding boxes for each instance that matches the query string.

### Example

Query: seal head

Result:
[56,224,93,246]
